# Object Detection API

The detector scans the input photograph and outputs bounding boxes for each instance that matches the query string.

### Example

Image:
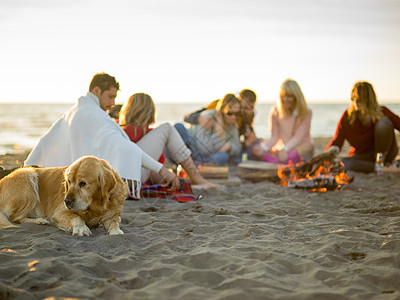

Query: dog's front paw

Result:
[35,218,50,225]
[108,228,124,235]
[72,224,92,236]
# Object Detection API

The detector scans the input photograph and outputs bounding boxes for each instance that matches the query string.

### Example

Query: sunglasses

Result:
[226,111,241,117]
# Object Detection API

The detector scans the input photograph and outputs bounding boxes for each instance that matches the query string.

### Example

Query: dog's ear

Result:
[63,179,68,193]
[98,162,117,200]
[63,168,70,193]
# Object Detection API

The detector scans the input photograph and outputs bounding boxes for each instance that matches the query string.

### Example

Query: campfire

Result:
[237,147,353,192]
[277,148,352,192]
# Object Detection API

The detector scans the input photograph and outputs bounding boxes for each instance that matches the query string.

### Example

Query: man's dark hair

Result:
[89,72,120,93]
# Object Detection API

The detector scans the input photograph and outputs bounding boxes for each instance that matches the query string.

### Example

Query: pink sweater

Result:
[264,106,313,151]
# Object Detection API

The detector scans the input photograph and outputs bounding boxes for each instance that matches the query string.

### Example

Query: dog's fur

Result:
[0,156,128,236]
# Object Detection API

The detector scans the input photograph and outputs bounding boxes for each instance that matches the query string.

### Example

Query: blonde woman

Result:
[175,93,242,166]
[326,81,400,173]
[119,93,211,187]
[250,79,314,164]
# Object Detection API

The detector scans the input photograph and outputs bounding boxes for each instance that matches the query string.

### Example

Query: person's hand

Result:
[277,149,288,163]
[326,145,340,154]
[159,166,179,190]
[198,116,214,130]
[218,142,231,153]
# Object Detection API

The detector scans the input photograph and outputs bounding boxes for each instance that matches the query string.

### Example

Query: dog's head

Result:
[63,156,118,211]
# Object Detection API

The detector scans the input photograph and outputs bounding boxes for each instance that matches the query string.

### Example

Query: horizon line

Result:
[1,100,400,104]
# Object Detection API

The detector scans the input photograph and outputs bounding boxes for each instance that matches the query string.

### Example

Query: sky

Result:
[0,0,399,104]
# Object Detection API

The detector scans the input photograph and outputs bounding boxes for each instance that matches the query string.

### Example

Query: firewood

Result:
[197,164,229,179]
[287,176,338,190]
[237,160,280,182]
[279,147,339,179]
[238,169,280,183]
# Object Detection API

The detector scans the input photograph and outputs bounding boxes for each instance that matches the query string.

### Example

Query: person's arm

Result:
[264,109,280,150]
[141,150,179,189]
[184,108,206,124]
[382,106,400,131]
[226,128,242,156]
[325,111,347,152]
[284,110,312,151]
[217,124,242,156]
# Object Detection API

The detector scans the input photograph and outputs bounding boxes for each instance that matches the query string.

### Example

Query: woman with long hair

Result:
[250,79,314,164]
[119,93,211,186]
[175,93,242,166]
[326,81,400,173]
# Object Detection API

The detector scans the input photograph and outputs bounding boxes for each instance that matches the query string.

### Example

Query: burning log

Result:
[279,146,340,179]
[279,147,353,191]
[238,146,352,191]
[287,176,338,191]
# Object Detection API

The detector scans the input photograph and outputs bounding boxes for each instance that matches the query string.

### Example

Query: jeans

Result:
[174,123,233,166]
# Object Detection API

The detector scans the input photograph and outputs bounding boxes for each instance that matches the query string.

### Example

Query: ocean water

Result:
[1,102,399,155]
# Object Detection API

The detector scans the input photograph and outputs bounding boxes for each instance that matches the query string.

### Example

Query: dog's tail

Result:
[0,210,16,229]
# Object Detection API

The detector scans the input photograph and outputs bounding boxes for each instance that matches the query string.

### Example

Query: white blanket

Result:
[25,92,162,198]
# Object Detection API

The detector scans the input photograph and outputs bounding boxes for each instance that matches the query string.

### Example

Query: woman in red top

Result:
[119,93,212,187]
[326,81,400,173]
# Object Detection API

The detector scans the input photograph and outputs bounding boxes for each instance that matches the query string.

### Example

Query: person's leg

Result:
[193,153,215,166]
[231,152,243,165]
[262,153,279,164]
[174,123,191,146]
[162,124,210,184]
[139,123,209,185]
[342,157,374,173]
[296,140,315,162]
[212,152,230,166]
[375,117,398,164]
[136,124,181,182]
[154,124,191,164]
[341,151,375,173]
[287,149,302,164]
[179,156,210,185]
[174,123,215,166]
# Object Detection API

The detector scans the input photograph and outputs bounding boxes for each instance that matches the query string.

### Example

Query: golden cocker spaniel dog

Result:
[0,156,128,236]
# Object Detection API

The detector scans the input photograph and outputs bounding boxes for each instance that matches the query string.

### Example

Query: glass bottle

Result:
[375,152,384,175]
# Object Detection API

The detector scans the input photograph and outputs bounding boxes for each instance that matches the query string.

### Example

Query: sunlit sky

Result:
[1,0,399,103]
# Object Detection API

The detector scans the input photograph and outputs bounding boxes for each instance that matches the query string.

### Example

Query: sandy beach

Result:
[1,137,400,299]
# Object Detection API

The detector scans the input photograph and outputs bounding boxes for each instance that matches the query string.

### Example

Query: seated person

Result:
[325,81,400,173]
[184,89,258,153]
[118,93,211,187]
[175,94,242,166]
[24,73,179,198]
[250,79,314,165]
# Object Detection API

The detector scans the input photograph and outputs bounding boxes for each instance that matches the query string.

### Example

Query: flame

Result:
[278,159,351,192]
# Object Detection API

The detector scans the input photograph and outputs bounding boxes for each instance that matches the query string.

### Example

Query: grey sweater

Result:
[187,110,242,157]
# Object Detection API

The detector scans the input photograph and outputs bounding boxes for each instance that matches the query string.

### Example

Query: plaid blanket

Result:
[139,178,201,202]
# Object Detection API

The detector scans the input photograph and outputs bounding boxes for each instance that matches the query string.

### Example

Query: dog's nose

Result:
[64,196,75,209]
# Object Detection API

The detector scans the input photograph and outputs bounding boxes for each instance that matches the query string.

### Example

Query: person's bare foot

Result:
[191,182,219,189]
[189,174,219,189]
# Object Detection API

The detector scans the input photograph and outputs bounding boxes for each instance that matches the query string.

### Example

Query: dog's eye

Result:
[79,181,86,188]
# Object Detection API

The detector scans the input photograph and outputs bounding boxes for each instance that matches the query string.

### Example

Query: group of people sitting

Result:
[22,72,400,198]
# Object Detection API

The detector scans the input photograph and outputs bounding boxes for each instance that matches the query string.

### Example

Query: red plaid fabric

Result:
[140,179,201,202]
